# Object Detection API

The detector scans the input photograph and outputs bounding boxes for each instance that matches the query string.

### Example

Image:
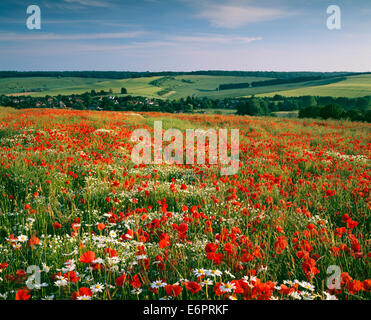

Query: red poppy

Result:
[115,274,127,287]
[79,251,96,264]
[15,289,31,300]
[72,287,93,300]
[185,281,201,294]
[165,284,182,297]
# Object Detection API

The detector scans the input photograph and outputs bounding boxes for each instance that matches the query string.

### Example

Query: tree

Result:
[301,96,317,108]
[120,87,127,94]
[355,97,369,110]
[299,106,320,119]
[319,104,343,119]
[345,109,363,121]
[269,102,279,112]
[237,98,262,115]
[259,100,269,115]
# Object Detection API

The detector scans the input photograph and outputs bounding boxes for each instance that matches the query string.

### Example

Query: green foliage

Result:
[237,98,264,115]
[319,104,343,119]
[299,104,370,122]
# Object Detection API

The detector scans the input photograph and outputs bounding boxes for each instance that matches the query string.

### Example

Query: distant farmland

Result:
[0,73,370,99]
[258,74,371,98]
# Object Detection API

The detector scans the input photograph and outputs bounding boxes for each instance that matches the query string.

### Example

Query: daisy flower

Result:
[206,269,222,277]
[91,283,105,293]
[17,235,28,242]
[54,279,68,287]
[76,295,92,300]
[151,280,167,289]
[220,282,236,293]
[193,268,207,277]
[283,280,295,286]
[131,288,142,295]
[299,281,315,292]
[288,291,302,300]
[324,291,338,300]
[201,279,214,286]
[300,291,313,300]
[224,270,236,278]
[109,231,117,238]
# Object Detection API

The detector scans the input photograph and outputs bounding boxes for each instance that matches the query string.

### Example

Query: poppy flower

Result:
[115,274,127,287]
[185,281,201,294]
[79,251,96,264]
[72,287,93,300]
[15,289,31,300]
[165,284,182,297]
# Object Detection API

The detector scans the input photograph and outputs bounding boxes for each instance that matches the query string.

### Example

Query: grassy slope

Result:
[0,75,274,99]
[147,75,273,99]
[0,77,110,95]
[258,74,371,98]
[1,74,370,99]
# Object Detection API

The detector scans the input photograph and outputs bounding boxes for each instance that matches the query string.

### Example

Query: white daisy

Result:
[91,283,105,293]
[283,280,295,286]
[131,288,142,295]
[109,231,117,238]
[17,235,28,242]
[206,269,222,277]
[220,282,236,293]
[54,279,68,287]
[300,291,313,300]
[151,280,167,289]
[193,268,207,277]
[201,279,214,286]
[76,295,92,300]
[288,291,302,300]
[224,270,236,278]
[92,258,104,265]
[299,281,315,292]
[324,291,338,300]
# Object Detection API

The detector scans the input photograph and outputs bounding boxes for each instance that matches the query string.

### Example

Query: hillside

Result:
[0,73,370,99]
[258,74,371,98]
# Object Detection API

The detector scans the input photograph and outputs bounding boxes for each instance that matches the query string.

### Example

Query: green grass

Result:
[0,109,370,300]
[1,74,370,100]
[272,111,299,118]
[0,75,274,99]
[145,75,274,99]
[258,74,371,98]
[0,77,110,95]
[194,108,237,115]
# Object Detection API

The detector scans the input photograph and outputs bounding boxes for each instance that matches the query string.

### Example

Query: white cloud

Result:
[198,4,294,28]
[168,35,262,44]
[63,0,110,7]
[0,31,145,41]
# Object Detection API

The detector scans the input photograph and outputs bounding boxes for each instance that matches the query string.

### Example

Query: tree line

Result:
[236,95,371,122]
[1,91,370,122]
[0,71,364,80]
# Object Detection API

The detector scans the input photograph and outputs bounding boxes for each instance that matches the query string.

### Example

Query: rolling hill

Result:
[0,73,370,99]
[258,74,371,98]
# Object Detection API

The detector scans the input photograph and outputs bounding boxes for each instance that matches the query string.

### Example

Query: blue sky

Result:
[0,0,370,71]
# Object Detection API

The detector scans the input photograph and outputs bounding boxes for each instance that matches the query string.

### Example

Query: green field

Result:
[0,77,110,95]
[0,75,273,99]
[0,73,370,99]
[144,75,274,99]
[258,74,371,98]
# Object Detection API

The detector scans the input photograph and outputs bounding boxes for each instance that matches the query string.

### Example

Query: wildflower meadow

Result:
[0,107,369,301]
